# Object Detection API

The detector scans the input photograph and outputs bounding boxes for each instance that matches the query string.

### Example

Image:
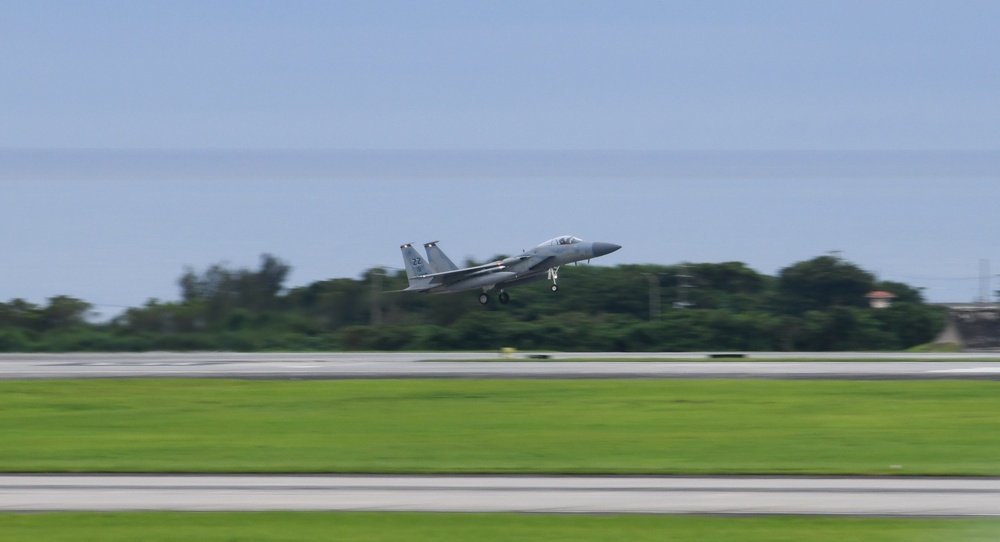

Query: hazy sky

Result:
[2,2,999,314]
[4,1,999,150]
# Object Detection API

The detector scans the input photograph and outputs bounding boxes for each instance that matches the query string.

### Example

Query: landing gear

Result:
[547,266,561,292]
[498,291,510,304]
[550,284,559,292]
[478,293,489,305]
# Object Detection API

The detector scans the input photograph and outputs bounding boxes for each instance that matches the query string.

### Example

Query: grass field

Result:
[2,378,1000,474]
[1,512,999,542]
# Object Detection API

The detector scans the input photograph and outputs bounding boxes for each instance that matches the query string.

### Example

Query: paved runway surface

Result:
[2,352,1000,380]
[3,475,1000,516]
[4,356,1000,518]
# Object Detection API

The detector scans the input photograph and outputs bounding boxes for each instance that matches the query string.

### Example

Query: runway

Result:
[4,358,999,518]
[3,475,999,516]
[2,352,1000,380]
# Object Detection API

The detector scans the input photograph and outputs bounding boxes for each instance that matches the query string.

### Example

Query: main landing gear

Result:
[479,291,511,305]
[479,267,563,305]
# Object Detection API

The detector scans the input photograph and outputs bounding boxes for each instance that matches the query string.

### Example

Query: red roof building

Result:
[865,291,897,309]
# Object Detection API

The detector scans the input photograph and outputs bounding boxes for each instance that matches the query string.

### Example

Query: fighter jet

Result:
[399,236,621,304]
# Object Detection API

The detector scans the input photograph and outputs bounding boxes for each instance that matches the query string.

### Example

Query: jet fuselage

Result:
[398,236,621,304]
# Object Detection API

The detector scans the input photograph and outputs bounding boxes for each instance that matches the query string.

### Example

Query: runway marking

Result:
[927,367,1000,374]
[6,354,1000,381]
[45,362,235,367]
[4,484,998,494]
[4,475,1000,516]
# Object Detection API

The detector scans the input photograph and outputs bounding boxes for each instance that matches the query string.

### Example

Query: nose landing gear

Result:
[547,266,561,292]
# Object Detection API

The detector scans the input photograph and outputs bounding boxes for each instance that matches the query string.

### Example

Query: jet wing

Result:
[420,261,504,280]
[396,260,506,292]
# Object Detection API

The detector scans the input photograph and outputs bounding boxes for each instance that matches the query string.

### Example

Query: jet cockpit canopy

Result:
[539,235,582,247]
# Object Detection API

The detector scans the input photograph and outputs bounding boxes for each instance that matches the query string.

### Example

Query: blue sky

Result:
[1,2,999,314]
[4,1,999,150]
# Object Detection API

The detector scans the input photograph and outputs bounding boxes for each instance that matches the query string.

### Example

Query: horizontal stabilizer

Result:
[400,277,436,292]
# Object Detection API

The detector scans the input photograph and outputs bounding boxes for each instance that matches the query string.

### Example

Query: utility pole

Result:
[674,264,693,309]
[370,268,385,326]
[641,272,663,319]
[980,259,991,305]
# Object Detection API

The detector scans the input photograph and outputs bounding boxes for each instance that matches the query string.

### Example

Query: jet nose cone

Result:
[592,242,622,257]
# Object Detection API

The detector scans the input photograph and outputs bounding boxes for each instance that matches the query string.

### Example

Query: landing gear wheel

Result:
[498,291,510,304]
[550,284,559,292]
[478,293,490,305]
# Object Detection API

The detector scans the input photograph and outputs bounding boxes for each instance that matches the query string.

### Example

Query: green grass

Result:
[2,379,1000,474]
[1,512,999,542]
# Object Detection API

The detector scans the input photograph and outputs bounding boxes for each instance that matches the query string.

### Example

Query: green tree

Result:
[0,329,33,351]
[777,256,875,314]
[873,302,945,348]
[41,296,92,330]
[873,280,925,303]
[0,299,42,331]
[0,252,948,353]
[178,254,291,323]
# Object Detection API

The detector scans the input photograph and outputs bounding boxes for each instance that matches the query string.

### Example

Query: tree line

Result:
[0,253,944,352]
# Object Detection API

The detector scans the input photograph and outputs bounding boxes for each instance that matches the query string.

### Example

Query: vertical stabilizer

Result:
[423,242,459,273]
[400,244,429,280]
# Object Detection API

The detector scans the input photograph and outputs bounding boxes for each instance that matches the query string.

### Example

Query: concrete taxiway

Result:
[1,352,1000,380]
[3,475,1000,516]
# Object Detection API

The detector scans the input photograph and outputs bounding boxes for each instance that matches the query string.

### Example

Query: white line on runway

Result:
[5,353,1000,380]
[3,475,1000,516]
[927,367,1000,373]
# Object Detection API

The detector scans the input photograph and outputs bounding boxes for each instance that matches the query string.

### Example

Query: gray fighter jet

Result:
[399,236,621,304]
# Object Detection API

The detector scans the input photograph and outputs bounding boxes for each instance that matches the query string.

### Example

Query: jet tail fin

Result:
[400,244,430,280]
[423,242,459,273]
